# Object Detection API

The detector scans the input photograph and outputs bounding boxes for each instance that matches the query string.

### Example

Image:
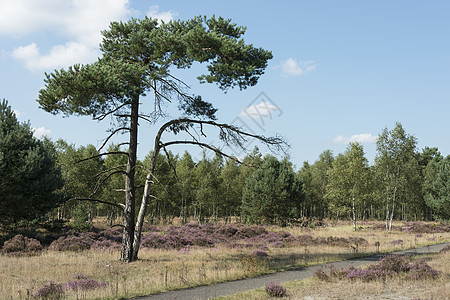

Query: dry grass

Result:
[220,249,450,300]
[1,221,449,299]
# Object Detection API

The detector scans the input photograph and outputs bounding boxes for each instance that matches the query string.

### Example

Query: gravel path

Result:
[131,243,449,300]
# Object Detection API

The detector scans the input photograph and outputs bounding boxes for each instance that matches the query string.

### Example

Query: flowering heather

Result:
[33,282,64,299]
[2,234,43,254]
[49,234,94,251]
[98,228,122,243]
[64,278,108,291]
[252,249,268,257]
[90,237,121,250]
[296,234,315,245]
[390,239,403,246]
[408,259,441,280]
[141,223,161,232]
[401,222,450,233]
[265,281,287,297]
[269,241,285,248]
[439,244,450,253]
[314,255,441,282]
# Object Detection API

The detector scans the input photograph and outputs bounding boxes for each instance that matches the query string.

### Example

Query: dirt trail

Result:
[131,243,449,300]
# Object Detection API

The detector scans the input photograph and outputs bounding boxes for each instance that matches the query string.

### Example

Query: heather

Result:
[33,274,107,299]
[264,282,286,297]
[314,254,441,282]
[223,249,449,300]
[2,234,43,255]
[36,222,374,252]
[0,221,448,299]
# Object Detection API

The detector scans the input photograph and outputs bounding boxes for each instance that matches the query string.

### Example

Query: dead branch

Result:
[76,151,129,164]
[93,103,130,121]
[69,197,125,210]
[97,127,130,152]
[158,118,288,154]
[90,170,127,197]
[162,145,177,178]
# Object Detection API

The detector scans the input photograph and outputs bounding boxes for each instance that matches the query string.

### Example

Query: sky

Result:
[1,0,449,169]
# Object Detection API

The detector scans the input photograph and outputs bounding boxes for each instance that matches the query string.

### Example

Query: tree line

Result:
[1,100,448,234]
[52,122,450,229]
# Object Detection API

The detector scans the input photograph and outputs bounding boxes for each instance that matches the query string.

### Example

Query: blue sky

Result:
[1,0,449,168]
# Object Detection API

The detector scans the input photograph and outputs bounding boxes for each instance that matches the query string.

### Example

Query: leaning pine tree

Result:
[37,16,284,262]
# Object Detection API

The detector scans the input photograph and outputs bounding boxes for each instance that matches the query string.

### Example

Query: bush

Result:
[264,282,287,297]
[314,255,441,282]
[64,278,107,291]
[252,249,268,257]
[49,233,95,251]
[408,259,441,280]
[2,234,43,254]
[33,282,64,299]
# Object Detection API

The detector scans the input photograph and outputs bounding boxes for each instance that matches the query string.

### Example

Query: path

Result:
[131,243,448,300]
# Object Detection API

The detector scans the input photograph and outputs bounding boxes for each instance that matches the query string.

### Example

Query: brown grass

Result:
[1,221,449,299]
[220,249,450,299]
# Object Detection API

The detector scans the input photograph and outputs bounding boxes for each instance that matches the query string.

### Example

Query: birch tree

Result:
[326,142,370,230]
[375,122,417,231]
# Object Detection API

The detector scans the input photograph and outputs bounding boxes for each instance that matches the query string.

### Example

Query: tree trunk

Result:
[121,98,139,262]
[352,183,357,231]
[389,186,397,231]
[352,196,356,231]
[132,145,160,260]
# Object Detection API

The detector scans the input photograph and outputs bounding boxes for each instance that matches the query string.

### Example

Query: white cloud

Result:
[240,101,278,118]
[3,0,132,71]
[13,109,22,118]
[280,58,316,76]
[333,133,377,145]
[33,127,52,139]
[12,42,97,71]
[146,5,178,24]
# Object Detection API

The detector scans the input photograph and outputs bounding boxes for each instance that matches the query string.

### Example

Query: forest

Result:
[48,122,450,228]
[2,97,448,235]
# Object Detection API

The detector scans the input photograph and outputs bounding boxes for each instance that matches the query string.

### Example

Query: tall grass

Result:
[219,247,450,300]
[1,221,448,299]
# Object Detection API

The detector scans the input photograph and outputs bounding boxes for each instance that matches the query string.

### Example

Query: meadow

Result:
[0,220,449,299]
[222,245,450,299]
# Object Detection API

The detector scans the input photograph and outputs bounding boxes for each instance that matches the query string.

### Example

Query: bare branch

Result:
[93,103,130,121]
[167,73,191,89]
[157,118,288,154]
[97,127,130,152]
[111,224,125,228]
[89,170,127,197]
[138,114,153,124]
[162,140,241,163]
[69,197,125,210]
[76,151,129,164]
[162,145,177,178]
[92,164,127,179]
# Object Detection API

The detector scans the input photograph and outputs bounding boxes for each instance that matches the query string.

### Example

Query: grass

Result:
[1,220,449,299]
[219,248,450,299]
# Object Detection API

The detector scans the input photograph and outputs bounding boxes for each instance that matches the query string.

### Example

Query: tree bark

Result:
[121,98,139,262]
[132,144,160,260]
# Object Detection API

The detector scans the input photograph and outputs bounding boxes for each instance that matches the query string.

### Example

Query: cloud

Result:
[146,5,178,24]
[3,0,132,71]
[33,127,52,138]
[13,109,22,118]
[12,42,96,71]
[333,133,377,145]
[240,101,278,118]
[280,58,316,76]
